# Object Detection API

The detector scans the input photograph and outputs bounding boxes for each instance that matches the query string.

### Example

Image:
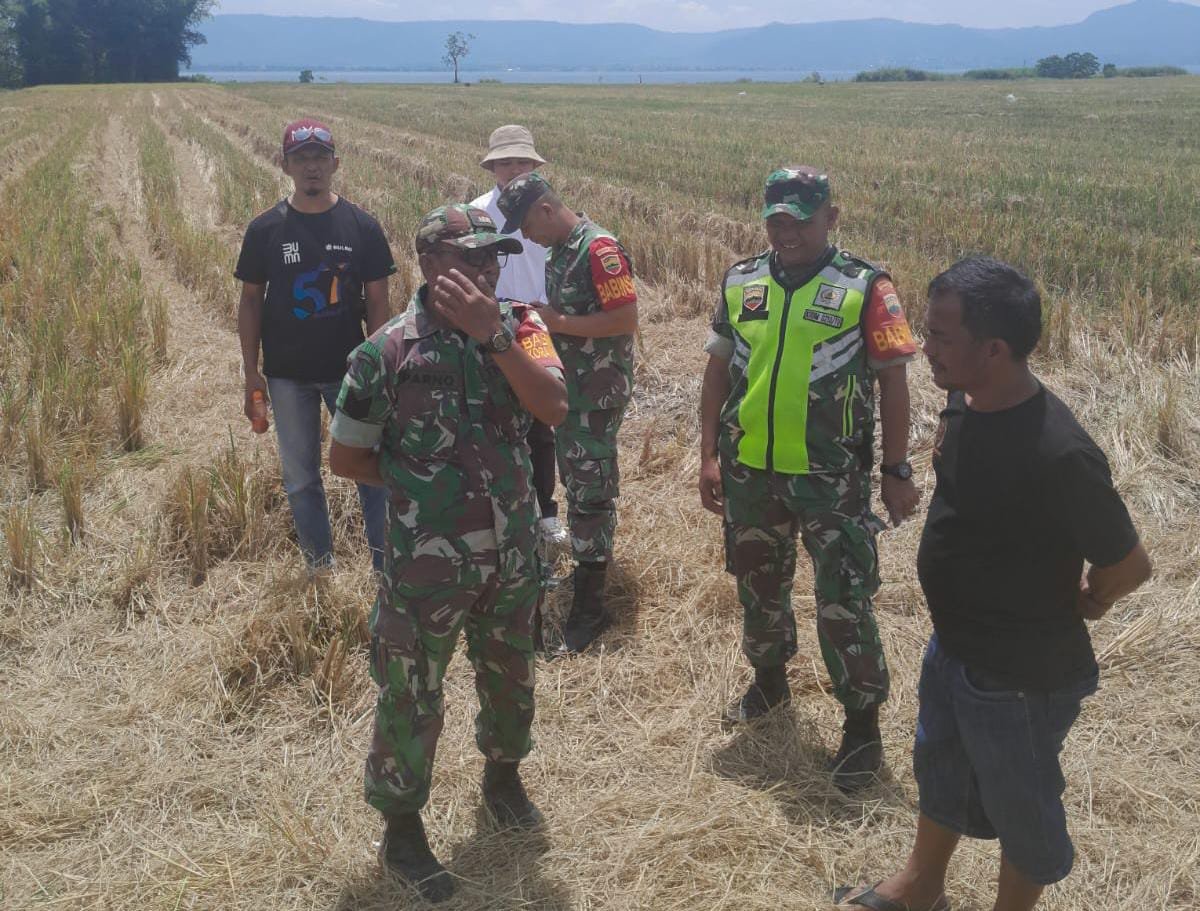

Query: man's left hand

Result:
[881,474,920,527]
[429,268,502,343]
[539,307,568,334]
[1075,587,1112,621]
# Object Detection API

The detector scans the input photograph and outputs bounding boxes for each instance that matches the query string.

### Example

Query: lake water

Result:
[188,69,858,84]
[189,66,1200,85]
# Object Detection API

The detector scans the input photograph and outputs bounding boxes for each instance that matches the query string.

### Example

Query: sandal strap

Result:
[846,888,909,911]
[836,884,950,911]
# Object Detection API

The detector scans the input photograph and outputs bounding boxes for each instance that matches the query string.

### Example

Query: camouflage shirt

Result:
[546,218,637,412]
[331,288,563,581]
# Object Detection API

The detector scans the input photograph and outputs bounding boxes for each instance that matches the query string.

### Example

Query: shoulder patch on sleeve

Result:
[731,251,770,275]
[836,250,883,279]
[598,246,623,275]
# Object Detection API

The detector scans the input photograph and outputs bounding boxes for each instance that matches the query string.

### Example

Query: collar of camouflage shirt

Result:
[405,287,443,339]
[563,216,591,250]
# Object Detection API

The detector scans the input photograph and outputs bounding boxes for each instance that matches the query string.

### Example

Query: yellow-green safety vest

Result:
[720,250,882,475]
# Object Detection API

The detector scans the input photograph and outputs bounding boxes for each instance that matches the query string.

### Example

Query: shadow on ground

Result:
[711,704,915,829]
[333,810,572,910]
[538,558,642,656]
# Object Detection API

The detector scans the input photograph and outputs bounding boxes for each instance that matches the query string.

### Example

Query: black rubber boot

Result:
[558,562,610,654]
[377,812,455,902]
[830,706,884,793]
[482,760,545,830]
[723,665,791,724]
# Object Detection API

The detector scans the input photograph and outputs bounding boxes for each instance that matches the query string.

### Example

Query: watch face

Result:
[884,462,912,479]
[489,327,513,352]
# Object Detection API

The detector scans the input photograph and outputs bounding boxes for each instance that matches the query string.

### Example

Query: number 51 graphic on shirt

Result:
[291,263,344,319]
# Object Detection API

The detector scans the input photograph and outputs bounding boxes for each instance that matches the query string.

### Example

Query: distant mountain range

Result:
[190,1,1200,72]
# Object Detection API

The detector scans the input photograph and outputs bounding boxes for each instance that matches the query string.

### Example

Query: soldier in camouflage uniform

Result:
[698,167,921,791]
[329,204,567,902]
[497,173,638,654]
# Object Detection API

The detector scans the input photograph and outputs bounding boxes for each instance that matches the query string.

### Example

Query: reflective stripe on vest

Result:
[724,262,869,473]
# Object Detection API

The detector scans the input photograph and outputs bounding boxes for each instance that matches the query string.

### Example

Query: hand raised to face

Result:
[428,268,503,344]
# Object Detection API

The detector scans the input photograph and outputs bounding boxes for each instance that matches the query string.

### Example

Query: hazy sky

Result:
[212,0,1199,32]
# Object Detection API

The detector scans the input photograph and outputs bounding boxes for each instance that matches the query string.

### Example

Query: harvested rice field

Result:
[1,78,1198,909]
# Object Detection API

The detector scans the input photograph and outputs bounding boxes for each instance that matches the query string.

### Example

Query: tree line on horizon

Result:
[0,0,213,88]
[854,51,1189,83]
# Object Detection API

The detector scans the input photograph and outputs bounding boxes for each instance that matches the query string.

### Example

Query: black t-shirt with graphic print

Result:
[235,197,396,382]
[917,385,1139,690]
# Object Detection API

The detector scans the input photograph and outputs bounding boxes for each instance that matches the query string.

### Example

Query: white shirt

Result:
[470,186,548,305]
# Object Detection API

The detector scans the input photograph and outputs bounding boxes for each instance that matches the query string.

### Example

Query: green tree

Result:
[442,30,473,84]
[12,0,213,86]
[1102,63,1118,78]
[1036,55,1068,78]
[13,0,84,85]
[1036,51,1100,79]
[1065,51,1100,78]
[0,0,21,87]
[299,68,313,83]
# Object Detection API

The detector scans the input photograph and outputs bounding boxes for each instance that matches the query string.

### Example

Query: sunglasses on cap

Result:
[434,245,509,269]
[289,125,333,144]
[764,179,828,206]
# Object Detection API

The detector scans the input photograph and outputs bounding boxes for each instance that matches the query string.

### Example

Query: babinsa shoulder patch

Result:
[598,247,623,275]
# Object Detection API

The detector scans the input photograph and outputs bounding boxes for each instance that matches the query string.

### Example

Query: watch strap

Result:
[880,460,912,479]
[482,324,514,353]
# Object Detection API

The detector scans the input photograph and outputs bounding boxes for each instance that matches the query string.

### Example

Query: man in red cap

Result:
[235,119,394,574]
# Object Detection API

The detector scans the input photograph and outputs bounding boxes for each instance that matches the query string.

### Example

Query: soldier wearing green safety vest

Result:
[698,166,920,792]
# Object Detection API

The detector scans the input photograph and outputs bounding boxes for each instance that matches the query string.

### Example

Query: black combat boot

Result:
[481,760,545,830]
[558,562,610,654]
[830,705,884,792]
[723,664,791,724]
[377,812,455,902]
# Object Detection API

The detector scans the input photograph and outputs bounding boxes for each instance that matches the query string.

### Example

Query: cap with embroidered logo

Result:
[414,204,524,254]
[762,166,831,221]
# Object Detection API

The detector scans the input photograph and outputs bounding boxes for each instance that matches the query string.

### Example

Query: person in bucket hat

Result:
[479,123,547,173]
[328,203,566,902]
[470,126,569,561]
[234,118,393,575]
[698,165,920,791]
[498,172,639,655]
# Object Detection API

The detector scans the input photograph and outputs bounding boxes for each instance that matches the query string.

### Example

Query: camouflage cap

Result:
[414,204,524,254]
[762,166,831,221]
[497,171,553,234]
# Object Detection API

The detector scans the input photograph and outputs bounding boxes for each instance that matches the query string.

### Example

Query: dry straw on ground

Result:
[2,82,1199,911]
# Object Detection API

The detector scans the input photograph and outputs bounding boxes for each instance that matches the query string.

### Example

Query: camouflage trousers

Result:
[555,406,625,563]
[363,568,540,816]
[722,459,890,711]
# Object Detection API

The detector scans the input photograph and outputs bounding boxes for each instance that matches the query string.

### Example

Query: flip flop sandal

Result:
[833,883,951,911]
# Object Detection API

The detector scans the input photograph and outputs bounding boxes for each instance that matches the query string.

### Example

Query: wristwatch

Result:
[880,460,913,480]
[481,324,514,354]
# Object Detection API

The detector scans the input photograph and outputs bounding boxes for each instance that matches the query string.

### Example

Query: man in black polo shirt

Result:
[836,257,1152,911]
[235,119,394,574]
